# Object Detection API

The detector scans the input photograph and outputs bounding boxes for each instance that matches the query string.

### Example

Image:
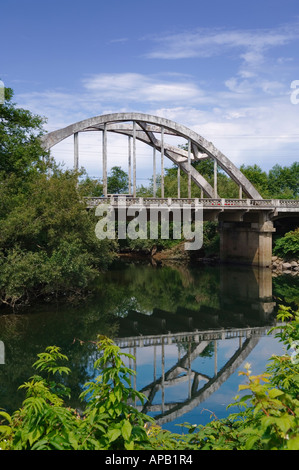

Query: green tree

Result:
[0,170,116,308]
[268,163,299,199]
[0,86,116,309]
[107,166,129,194]
[78,172,103,197]
[0,86,49,179]
[273,228,299,259]
[240,164,269,198]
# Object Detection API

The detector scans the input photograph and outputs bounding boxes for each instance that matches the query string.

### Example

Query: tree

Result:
[0,85,116,309]
[78,174,103,197]
[239,164,269,198]
[0,170,116,308]
[268,163,299,199]
[0,86,49,179]
[107,166,129,194]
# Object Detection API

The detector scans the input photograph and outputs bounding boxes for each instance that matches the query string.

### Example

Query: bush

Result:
[0,171,116,308]
[0,338,150,450]
[273,228,299,259]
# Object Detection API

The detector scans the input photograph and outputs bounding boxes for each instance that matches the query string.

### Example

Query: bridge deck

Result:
[85,196,299,211]
[114,325,276,348]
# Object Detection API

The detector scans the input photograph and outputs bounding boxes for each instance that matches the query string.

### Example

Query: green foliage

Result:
[268,163,299,199]
[107,166,129,194]
[240,164,269,198]
[78,173,103,197]
[0,309,298,450]
[201,221,220,256]
[79,336,151,450]
[0,86,49,179]
[273,275,299,308]
[136,160,298,200]
[118,220,183,254]
[0,339,151,450]
[0,86,116,309]
[273,228,299,259]
[0,170,116,308]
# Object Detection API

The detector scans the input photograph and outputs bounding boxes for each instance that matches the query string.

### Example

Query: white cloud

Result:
[153,94,299,171]
[14,30,299,180]
[82,73,207,104]
[145,23,299,100]
[145,24,298,60]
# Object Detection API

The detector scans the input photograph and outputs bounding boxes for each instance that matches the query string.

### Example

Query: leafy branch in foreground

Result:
[0,338,151,450]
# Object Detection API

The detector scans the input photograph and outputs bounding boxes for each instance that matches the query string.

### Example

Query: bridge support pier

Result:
[219,213,275,267]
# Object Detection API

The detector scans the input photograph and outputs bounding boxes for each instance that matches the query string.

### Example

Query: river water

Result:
[0,259,298,432]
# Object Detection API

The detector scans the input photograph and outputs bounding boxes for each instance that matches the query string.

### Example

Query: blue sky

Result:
[1,0,299,182]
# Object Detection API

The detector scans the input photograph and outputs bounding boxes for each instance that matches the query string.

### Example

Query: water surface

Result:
[0,260,297,432]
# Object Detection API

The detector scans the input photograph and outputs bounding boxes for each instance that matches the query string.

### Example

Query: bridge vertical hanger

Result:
[161,126,164,198]
[74,132,79,170]
[0,341,4,365]
[214,158,218,198]
[102,123,107,197]
[153,147,157,197]
[214,340,218,376]
[177,165,180,198]
[188,139,191,198]
[133,121,136,197]
[161,338,165,413]
[128,136,132,195]
[154,345,157,381]
[189,340,193,398]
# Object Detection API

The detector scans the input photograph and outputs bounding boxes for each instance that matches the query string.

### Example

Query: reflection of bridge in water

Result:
[112,266,278,424]
[115,326,274,425]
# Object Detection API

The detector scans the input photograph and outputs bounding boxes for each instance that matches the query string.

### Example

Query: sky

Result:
[1,0,299,184]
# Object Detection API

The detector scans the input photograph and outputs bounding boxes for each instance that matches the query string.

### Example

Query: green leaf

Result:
[107,428,121,443]
[0,425,12,436]
[31,439,50,450]
[244,434,260,450]
[287,435,299,450]
[268,388,284,399]
[124,440,134,450]
[122,420,132,441]
[260,416,275,430]
[0,411,12,423]
[276,415,295,434]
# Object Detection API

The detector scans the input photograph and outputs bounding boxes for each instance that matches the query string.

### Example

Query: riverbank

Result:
[271,256,299,276]
[119,247,299,274]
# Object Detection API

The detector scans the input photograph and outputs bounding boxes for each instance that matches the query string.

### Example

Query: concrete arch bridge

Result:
[41,113,299,267]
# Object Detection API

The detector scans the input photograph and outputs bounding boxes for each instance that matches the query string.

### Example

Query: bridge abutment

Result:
[219,212,275,267]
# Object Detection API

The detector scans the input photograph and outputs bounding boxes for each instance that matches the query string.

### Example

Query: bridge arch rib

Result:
[40,112,262,200]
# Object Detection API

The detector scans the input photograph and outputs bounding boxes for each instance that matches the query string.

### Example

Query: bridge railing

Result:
[84,196,299,209]
[114,325,276,349]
